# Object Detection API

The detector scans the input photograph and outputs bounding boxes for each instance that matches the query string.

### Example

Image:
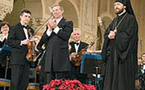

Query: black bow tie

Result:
[22,25,28,29]
[74,42,79,46]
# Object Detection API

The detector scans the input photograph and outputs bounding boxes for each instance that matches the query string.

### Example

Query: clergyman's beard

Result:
[115,8,124,14]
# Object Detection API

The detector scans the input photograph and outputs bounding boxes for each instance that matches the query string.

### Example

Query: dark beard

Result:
[115,8,124,14]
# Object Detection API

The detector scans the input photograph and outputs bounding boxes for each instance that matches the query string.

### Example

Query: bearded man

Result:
[102,0,138,90]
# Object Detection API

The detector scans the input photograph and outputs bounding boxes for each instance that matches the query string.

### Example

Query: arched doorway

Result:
[59,0,79,27]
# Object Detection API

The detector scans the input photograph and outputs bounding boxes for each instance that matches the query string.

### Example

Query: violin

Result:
[71,42,94,66]
[26,14,54,63]
[26,29,37,62]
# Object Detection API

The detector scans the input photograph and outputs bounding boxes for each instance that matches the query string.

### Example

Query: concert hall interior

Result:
[0,0,145,90]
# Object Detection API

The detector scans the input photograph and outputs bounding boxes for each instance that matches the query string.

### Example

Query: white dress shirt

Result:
[23,27,29,39]
[46,17,63,36]
[74,41,80,53]
[20,22,29,45]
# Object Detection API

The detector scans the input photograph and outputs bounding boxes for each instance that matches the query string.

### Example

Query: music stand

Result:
[0,45,11,54]
[0,45,11,90]
[80,54,103,89]
[80,54,102,74]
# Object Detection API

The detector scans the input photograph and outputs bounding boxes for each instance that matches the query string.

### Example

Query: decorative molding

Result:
[30,17,47,35]
[0,2,13,20]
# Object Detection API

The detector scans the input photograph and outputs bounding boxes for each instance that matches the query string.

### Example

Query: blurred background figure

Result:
[138,53,145,89]
[0,22,10,47]
[0,21,11,78]
[142,53,145,64]
[0,21,11,90]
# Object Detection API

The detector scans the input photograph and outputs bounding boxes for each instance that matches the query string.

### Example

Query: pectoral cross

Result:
[114,27,117,33]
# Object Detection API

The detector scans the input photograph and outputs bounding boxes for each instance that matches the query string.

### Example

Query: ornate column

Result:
[0,0,14,20]
[79,0,99,50]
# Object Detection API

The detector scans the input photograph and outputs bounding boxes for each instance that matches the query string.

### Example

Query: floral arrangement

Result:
[43,79,96,90]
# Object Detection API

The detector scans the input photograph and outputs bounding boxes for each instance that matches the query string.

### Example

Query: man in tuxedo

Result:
[69,28,88,83]
[37,5,73,84]
[7,9,34,90]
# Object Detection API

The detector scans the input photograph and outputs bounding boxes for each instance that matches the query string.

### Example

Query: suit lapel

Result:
[17,23,29,39]
[70,42,76,53]
[78,42,82,52]
[57,17,65,28]
[73,42,77,52]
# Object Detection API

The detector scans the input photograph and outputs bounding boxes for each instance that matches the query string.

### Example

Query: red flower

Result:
[84,84,96,90]
[43,79,97,90]
[43,84,51,90]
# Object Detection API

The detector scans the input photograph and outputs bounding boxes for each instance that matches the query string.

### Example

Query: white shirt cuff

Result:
[46,29,52,36]
[53,26,60,34]
[20,41,23,46]
[0,38,5,42]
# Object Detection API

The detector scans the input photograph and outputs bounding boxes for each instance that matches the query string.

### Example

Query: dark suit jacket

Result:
[0,39,6,48]
[7,23,34,65]
[69,41,88,72]
[70,41,88,54]
[37,18,73,72]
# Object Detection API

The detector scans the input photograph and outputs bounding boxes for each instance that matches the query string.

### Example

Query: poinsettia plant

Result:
[43,79,96,90]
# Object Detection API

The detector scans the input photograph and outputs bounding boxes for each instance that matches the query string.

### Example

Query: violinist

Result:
[0,21,11,79]
[7,9,34,90]
[69,28,88,83]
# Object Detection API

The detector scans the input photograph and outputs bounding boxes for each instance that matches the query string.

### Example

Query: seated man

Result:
[69,28,88,83]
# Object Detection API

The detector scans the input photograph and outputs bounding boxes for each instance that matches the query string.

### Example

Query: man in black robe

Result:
[102,0,138,90]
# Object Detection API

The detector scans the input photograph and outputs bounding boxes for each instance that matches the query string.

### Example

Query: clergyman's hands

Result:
[108,31,116,39]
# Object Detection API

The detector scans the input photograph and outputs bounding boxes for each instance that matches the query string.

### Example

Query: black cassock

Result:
[102,12,138,90]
